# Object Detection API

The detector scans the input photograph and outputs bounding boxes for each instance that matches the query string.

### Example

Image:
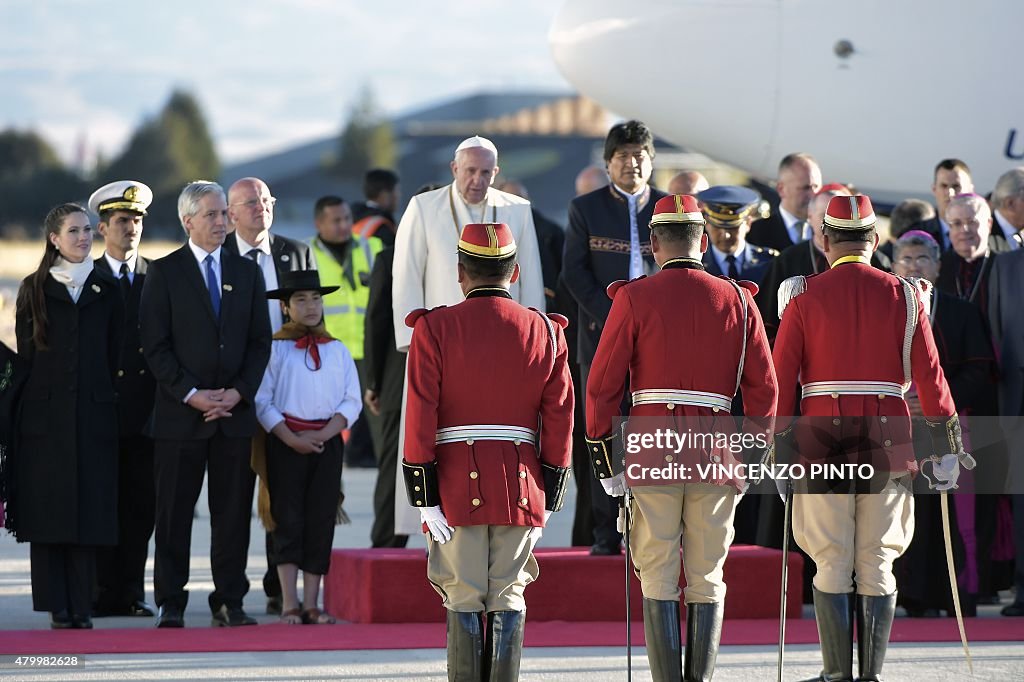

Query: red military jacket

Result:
[586,258,778,490]
[404,287,573,527]
[773,257,956,474]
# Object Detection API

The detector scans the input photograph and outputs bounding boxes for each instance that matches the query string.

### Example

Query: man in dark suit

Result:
[748,152,823,252]
[363,245,408,548]
[988,234,1024,618]
[991,167,1024,250]
[89,180,157,618]
[497,179,566,313]
[697,185,778,285]
[141,180,271,628]
[562,120,666,555]
[223,176,315,615]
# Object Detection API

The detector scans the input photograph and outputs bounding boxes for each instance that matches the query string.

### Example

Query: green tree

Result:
[0,129,87,237]
[101,89,220,235]
[0,129,63,183]
[334,85,395,178]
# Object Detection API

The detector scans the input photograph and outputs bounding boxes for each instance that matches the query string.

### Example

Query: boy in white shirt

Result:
[255,270,362,624]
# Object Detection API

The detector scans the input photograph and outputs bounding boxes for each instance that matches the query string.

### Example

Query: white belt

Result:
[435,424,537,446]
[631,389,732,412]
[801,381,905,400]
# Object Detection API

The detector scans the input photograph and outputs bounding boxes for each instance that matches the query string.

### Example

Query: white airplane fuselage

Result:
[550,0,1024,202]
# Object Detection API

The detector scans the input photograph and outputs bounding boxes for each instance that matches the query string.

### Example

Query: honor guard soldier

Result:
[697,185,778,285]
[402,223,573,681]
[773,194,966,681]
[586,195,778,681]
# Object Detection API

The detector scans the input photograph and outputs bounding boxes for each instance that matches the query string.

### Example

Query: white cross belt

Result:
[631,389,733,412]
[801,381,905,400]
[435,424,537,446]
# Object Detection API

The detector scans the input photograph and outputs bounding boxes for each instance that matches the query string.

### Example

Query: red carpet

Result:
[1,618,1020,655]
[325,545,804,623]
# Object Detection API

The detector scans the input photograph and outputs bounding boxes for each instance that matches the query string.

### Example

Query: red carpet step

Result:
[1,618,1019,655]
[323,545,803,624]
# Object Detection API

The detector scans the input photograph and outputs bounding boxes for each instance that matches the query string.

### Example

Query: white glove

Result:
[600,473,627,497]
[528,510,553,544]
[930,454,961,491]
[420,505,454,544]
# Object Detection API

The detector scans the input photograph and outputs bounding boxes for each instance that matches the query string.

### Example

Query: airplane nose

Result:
[550,0,781,175]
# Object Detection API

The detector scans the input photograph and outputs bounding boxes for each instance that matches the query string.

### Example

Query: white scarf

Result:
[49,256,94,303]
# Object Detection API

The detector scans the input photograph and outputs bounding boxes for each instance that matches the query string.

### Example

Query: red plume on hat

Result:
[649,194,705,226]
[824,194,876,230]
[457,223,516,259]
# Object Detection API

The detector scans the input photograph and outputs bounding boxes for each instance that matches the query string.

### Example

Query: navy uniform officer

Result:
[89,181,158,618]
[697,185,778,285]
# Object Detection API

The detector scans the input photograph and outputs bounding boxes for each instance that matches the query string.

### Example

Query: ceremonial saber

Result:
[777,480,793,682]
[941,491,972,674]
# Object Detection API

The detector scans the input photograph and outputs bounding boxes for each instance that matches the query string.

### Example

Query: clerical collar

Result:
[830,254,871,268]
[661,257,705,271]
[466,286,512,300]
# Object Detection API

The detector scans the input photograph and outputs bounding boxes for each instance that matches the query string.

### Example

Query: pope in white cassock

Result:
[391,135,547,534]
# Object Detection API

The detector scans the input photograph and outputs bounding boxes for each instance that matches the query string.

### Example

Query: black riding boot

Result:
[643,598,682,681]
[446,610,484,681]
[805,588,854,682]
[856,593,897,681]
[483,610,525,681]
[683,601,723,681]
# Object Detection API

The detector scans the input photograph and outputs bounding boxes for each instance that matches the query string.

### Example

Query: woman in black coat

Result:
[13,203,123,629]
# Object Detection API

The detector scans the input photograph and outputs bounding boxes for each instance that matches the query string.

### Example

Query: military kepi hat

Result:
[824,194,876,230]
[458,223,516,259]
[88,180,153,217]
[266,269,340,300]
[649,194,705,226]
[697,185,761,229]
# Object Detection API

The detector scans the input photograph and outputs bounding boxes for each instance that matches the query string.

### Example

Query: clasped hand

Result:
[187,388,241,422]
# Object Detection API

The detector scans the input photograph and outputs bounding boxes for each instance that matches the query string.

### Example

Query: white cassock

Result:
[391,182,546,534]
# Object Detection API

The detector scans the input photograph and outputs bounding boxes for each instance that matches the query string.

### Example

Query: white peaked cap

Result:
[454,135,498,159]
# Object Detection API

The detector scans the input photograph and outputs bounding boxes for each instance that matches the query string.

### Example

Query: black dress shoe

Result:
[128,601,155,617]
[50,611,73,629]
[266,596,283,615]
[1001,602,1024,617]
[71,614,93,629]
[156,605,185,628]
[211,605,257,627]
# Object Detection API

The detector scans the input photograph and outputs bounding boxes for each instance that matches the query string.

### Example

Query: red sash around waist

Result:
[283,414,329,432]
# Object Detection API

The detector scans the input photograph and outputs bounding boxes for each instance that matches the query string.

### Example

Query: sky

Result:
[0,0,571,166]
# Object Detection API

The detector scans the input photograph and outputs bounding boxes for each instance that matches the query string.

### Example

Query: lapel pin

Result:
[280,254,290,262]
[91,284,102,293]
[223,284,233,292]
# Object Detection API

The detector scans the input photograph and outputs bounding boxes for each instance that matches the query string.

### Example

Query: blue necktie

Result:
[204,254,220,318]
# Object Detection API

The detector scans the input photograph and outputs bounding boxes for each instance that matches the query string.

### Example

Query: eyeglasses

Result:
[948,219,980,231]
[895,255,936,267]
[231,197,277,210]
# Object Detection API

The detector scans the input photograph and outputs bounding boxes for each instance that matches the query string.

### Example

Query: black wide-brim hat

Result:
[266,269,340,300]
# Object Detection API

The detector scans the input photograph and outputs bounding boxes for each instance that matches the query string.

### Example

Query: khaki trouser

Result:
[426,525,539,612]
[793,480,915,596]
[630,483,738,603]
